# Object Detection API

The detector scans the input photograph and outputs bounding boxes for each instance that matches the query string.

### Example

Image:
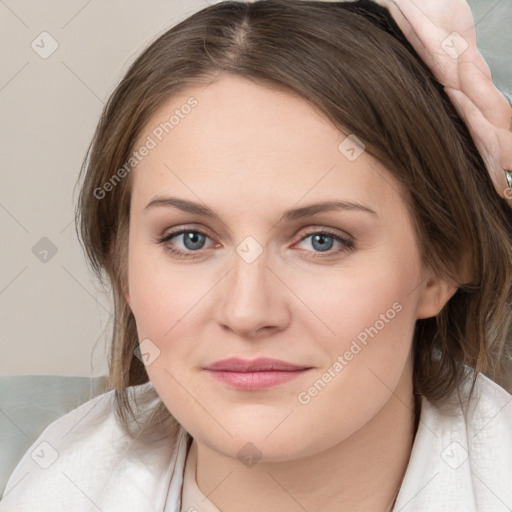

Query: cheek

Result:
[293,249,420,353]
[284,259,419,449]
[126,238,222,396]
[289,250,420,409]
[127,238,201,334]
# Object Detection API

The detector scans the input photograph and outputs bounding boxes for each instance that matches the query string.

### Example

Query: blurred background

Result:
[1,0,511,376]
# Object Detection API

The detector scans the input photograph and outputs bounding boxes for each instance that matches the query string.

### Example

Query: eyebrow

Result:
[144,196,377,220]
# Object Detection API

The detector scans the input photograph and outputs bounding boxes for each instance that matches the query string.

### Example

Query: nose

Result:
[214,247,291,339]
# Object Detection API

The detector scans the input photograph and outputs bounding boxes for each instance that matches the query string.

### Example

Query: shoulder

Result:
[424,370,512,435]
[462,372,512,508]
[447,371,512,447]
[443,372,512,509]
[467,373,512,422]
[394,370,512,511]
[0,382,186,512]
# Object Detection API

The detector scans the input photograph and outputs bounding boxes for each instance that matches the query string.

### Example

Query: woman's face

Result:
[125,74,454,461]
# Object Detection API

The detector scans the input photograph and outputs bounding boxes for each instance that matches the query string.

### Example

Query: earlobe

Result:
[416,274,458,319]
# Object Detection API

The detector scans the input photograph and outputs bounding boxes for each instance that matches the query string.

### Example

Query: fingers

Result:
[446,87,512,203]
[457,59,510,129]
[375,0,512,206]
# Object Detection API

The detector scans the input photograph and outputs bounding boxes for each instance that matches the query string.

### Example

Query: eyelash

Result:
[156,226,355,260]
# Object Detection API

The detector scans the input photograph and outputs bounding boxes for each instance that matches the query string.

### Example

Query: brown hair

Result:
[76,0,512,438]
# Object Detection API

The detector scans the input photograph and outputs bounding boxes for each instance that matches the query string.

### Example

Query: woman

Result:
[1,1,511,511]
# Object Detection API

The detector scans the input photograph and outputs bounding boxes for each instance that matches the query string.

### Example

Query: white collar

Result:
[393,373,512,511]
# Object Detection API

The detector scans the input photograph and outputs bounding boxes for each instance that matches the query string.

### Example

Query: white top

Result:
[1,371,511,512]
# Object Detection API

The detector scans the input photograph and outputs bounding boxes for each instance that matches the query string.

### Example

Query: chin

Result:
[189,416,336,464]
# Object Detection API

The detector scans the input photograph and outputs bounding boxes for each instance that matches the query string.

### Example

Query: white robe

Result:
[1,371,511,512]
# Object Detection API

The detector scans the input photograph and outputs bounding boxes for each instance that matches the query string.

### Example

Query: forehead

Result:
[129,75,404,218]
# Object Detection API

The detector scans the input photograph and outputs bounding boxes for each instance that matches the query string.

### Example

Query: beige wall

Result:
[0,0,509,376]
[0,0,214,376]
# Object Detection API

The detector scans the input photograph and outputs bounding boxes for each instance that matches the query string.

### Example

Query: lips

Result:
[203,358,313,390]
[203,357,310,372]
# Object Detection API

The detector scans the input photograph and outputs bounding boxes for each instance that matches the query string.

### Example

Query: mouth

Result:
[203,357,313,390]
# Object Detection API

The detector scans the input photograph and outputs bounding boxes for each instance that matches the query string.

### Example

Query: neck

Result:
[193,366,416,512]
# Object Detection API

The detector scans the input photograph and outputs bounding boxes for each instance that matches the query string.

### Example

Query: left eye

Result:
[296,231,352,254]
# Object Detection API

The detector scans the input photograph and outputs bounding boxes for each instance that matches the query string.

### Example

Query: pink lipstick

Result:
[203,357,312,390]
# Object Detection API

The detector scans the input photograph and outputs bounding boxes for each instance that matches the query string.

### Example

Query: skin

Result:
[124,74,457,512]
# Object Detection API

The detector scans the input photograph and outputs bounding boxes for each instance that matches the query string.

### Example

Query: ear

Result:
[416,273,458,319]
